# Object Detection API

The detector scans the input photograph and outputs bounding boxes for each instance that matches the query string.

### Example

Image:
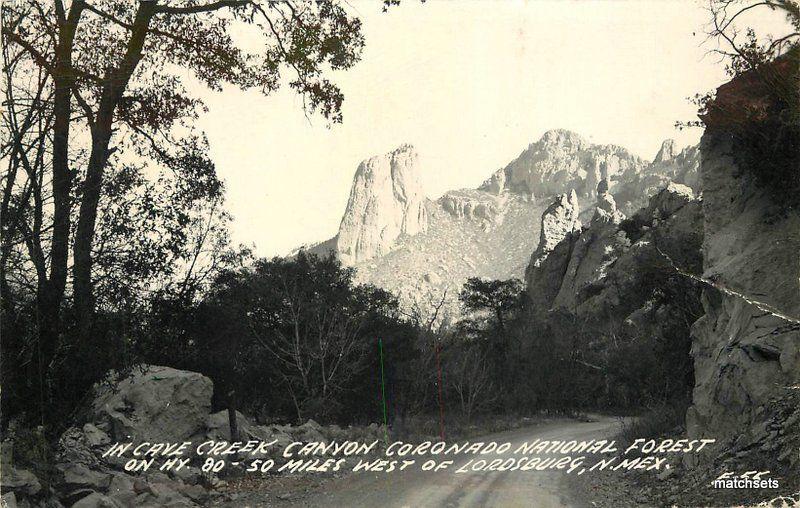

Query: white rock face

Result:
[653,139,677,163]
[525,190,583,312]
[336,144,428,264]
[530,190,581,269]
[480,129,645,198]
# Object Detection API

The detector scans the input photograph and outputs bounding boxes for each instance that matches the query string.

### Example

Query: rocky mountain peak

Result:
[479,129,645,199]
[654,139,677,163]
[539,129,590,151]
[336,144,428,265]
[300,129,700,318]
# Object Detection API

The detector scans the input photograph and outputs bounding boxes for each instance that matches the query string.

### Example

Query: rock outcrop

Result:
[686,124,800,461]
[4,365,389,508]
[91,365,212,444]
[525,191,581,310]
[614,141,700,215]
[653,139,677,163]
[529,190,581,268]
[526,183,702,319]
[303,131,699,317]
[479,129,646,199]
[547,185,630,313]
[336,144,428,264]
[440,189,500,224]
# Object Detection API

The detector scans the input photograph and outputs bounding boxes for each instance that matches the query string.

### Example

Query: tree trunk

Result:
[72,1,155,336]
[73,128,112,336]
[35,4,86,400]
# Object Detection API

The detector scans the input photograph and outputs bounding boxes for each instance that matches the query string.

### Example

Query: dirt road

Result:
[290,416,624,508]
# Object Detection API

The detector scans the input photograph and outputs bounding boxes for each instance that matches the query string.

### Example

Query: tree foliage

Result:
[138,253,408,424]
[1,0,365,428]
[458,277,525,332]
[689,1,800,208]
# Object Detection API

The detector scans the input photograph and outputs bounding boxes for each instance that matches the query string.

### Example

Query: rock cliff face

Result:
[524,190,581,311]
[479,129,645,199]
[528,190,581,270]
[614,142,700,215]
[302,130,699,316]
[679,57,800,472]
[336,144,428,265]
[685,130,800,459]
[525,182,702,319]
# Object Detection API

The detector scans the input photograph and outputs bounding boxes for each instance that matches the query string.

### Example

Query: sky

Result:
[192,0,789,257]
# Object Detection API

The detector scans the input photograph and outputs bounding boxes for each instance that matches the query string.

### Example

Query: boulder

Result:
[200,410,292,453]
[133,488,196,507]
[91,366,212,443]
[58,463,111,491]
[82,424,111,449]
[640,182,694,221]
[293,419,326,443]
[71,492,122,508]
[202,410,251,442]
[260,425,296,449]
[141,477,197,507]
[105,473,137,506]
[56,427,101,468]
[44,366,213,508]
[0,466,42,496]
[1,492,17,508]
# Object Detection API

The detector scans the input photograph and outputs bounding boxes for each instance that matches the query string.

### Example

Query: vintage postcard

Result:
[1,1,798,506]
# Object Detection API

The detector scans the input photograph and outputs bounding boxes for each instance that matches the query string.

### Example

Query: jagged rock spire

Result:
[336,144,428,265]
[529,189,581,269]
[654,139,677,163]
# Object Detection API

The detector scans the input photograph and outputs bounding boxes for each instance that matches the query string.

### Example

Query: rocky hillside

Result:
[0,366,387,507]
[525,181,703,321]
[685,57,800,469]
[301,129,699,316]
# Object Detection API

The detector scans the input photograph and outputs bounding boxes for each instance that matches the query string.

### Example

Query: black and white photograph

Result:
[1,0,799,506]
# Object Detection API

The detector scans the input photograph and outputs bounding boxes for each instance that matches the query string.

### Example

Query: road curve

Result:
[293,416,624,508]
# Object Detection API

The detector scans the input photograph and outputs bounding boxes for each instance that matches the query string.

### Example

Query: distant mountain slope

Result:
[296,129,699,317]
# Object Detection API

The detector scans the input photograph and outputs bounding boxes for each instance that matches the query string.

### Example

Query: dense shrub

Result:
[137,252,425,425]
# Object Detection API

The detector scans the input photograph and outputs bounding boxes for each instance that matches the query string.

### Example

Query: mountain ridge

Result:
[296,129,699,316]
